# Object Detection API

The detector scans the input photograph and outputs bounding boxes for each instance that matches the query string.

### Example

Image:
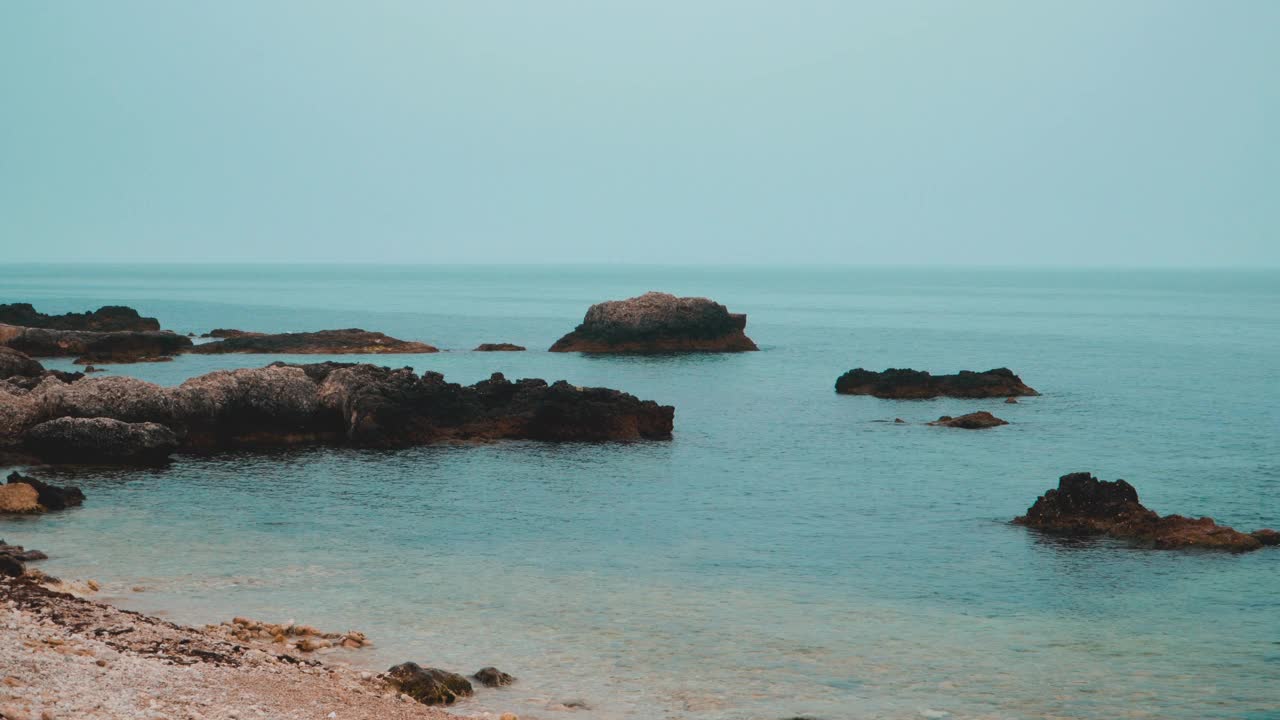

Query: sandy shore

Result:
[0,575,472,720]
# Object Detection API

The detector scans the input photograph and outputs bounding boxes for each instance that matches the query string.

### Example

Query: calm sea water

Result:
[2,265,1278,720]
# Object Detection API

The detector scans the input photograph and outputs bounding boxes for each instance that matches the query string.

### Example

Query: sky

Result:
[1,1,1276,266]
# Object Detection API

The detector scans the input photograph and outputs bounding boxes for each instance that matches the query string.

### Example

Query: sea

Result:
[1,264,1278,720]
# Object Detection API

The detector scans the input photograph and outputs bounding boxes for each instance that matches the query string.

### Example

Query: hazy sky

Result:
[2,1,1276,265]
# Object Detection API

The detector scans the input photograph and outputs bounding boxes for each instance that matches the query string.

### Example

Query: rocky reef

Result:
[192,329,438,354]
[835,367,1038,399]
[0,303,160,332]
[1014,472,1277,552]
[550,292,758,353]
[474,343,526,352]
[928,411,1008,429]
[0,362,674,462]
[0,323,192,362]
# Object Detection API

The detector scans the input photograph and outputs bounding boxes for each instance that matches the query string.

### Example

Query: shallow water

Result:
[2,265,1278,719]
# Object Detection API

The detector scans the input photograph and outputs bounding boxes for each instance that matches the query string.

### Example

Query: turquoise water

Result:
[2,265,1278,720]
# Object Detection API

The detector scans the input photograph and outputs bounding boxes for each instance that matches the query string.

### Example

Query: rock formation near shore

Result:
[835,367,1038,399]
[474,343,526,351]
[192,329,438,354]
[0,323,192,362]
[0,362,674,461]
[472,666,516,687]
[0,347,45,379]
[0,303,160,332]
[550,292,758,353]
[928,411,1008,429]
[200,329,263,339]
[387,662,474,705]
[1013,472,1277,552]
[6,472,85,510]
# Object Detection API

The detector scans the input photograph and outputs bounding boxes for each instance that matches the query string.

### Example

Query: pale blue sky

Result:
[1,1,1276,265]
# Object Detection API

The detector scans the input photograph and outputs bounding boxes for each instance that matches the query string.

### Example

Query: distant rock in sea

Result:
[192,329,438,354]
[834,368,1038,399]
[0,323,192,361]
[474,343,526,352]
[0,303,160,332]
[200,329,263,339]
[549,292,758,353]
[928,411,1008,429]
[472,666,516,687]
[386,662,474,705]
[1013,472,1276,552]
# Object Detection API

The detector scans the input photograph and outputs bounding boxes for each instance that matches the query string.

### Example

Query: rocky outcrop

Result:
[0,348,44,379]
[0,324,192,361]
[192,329,438,355]
[200,329,263,339]
[24,417,180,464]
[472,666,515,687]
[0,483,41,513]
[1013,472,1276,552]
[550,292,758,353]
[0,303,160,332]
[835,368,1038,399]
[928,411,1008,429]
[474,343,526,352]
[6,472,84,510]
[386,662,474,705]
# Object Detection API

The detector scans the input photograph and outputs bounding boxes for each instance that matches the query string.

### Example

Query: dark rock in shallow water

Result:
[0,347,44,379]
[192,328,438,354]
[24,417,179,464]
[474,343,526,352]
[0,553,24,577]
[550,292,758,353]
[386,662,474,705]
[834,367,1038,399]
[74,354,173,365]
[472,666,515,687]
[6,472,85,510]
[0,540,47,562]
[1014,472,1274,552]
[928,411,1008,429]
[0,324,192,360]
[0,303,160,332]
[200,328,263,339]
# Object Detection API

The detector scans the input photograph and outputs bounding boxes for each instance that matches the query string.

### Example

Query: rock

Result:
[0,541,47,562]
[386,662,474,705]
[0,324,192,360]
[6,472,85,510]
[1251,529,1280,546]
[1005,397,1018,404]
[35,375,179,425]
[893,418,905,424]
[83,365,103,373]
[73,354,173,365]
[200,329,263,339]
[192,329,438,354]
[24,417,179,464]
[927,411,1008,429]
[0,348,44,379]
[0,483,41,513]
[0,303,160,332]
[472,666,515,687]
[0,553,25,577]
[549,292,758,353]
[1013,472,1269,552]
[834,368,1038,399]
[474,343,526,352]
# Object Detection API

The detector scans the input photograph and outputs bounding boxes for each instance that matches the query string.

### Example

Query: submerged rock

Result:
[550,292,758,353]
[834,368,1038,399]
[24,417,179,464]
[473,666,516,687]
[474,343,526,352]
[0,303,160,332]
[928,411,1008,429]
[0,323,192,360]
[0,348,44,379]
[192,328,438,354]
[6,472,84,510]
[387,662,474,705]
[1013,472,1274,552]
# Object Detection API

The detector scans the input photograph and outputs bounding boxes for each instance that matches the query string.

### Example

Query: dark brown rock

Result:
[0,304,160,332]
[6,472,84,510]
[0,553,23,577]
[1013,472,1269,552]
[0,324,192,360]
[1252,529,1280,546]
[386,662,474,705]
[24,417,179,464]
[200,329,263,339]
[550,292,758,353]
[835,368,1038,399]
[192,329,438,355]
[0,347,44,379]
[74,354,174,365]
[474,343,526,352]
[928,411,1008,429]
[472,666,515,687]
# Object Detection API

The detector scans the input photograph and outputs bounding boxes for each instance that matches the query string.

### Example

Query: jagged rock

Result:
[24,417,179,464]
[6,472,84,510]
[0,348,44,379]
[0,323,192,360]
[835,368,1038,399]
[550,292,758,353]
[0,303,160,332]
[192,329,438,355]
[474,343,526,352]
[473,666,516,687]
[0,483,41,513]
[1013,472,1273,552]
[386,663,474,705]
[928,411,1008,429]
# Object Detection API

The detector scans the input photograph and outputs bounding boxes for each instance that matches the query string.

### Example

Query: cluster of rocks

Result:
[0,473,84,514]
[835,367,1038,399]
[1014,472,1278,552]
[206,616,368,653]
[550,292,758,353]
[385,662,517,706]
[0,540,48,578]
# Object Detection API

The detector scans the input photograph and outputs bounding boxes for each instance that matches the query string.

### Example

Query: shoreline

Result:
[0,574,482,720]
